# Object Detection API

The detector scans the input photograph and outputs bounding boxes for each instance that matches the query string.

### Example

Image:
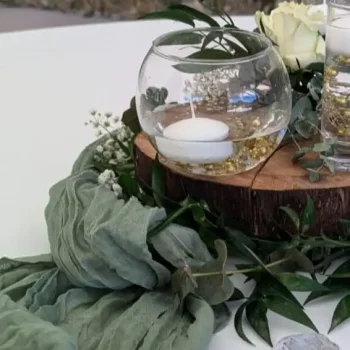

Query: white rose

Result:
[255,1,325,72]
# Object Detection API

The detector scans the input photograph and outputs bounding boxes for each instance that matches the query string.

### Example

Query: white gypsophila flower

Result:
[112,183,123,198]
[103,151,112,159]
[98,169,123,198]
[96,145,104,153]
[115,150,125,162]
[98,169,117,188]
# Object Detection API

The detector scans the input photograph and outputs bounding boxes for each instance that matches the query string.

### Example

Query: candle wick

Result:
[190,95,196,119]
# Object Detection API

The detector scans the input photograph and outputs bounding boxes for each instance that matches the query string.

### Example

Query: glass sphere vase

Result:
[136,28,292,176]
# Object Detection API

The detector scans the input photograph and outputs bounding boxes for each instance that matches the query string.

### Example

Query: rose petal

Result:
[284,52,319,71]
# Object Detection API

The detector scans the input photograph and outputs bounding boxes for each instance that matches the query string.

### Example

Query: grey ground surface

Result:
[0,6,108,32]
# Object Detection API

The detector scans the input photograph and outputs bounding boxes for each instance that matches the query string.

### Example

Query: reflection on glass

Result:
[136,28,292,176]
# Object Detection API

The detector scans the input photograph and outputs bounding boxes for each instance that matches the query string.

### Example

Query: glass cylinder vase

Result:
[322,0,350,171]
[136,28,292,176]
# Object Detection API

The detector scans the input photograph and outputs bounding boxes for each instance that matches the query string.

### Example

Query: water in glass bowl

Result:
[148,96,288,176]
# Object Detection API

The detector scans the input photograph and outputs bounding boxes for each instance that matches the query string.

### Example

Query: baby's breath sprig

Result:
[98,169,123,198]
[86,110,134,172]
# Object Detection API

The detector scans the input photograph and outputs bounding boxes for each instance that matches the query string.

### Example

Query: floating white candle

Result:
[156,117,233,164]
[163,118,229,141]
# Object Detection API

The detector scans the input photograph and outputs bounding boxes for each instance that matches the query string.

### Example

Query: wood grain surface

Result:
[135,132,350,237]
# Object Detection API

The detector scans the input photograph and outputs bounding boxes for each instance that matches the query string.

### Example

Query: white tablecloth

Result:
[0,13,347,349]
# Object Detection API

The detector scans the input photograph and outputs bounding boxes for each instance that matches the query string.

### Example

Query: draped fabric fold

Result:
[0,140,215,350]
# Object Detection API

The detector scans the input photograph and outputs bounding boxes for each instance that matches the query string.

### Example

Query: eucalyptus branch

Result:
[192,258,290,278]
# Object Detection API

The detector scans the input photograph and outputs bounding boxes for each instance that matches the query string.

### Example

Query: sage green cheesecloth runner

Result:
[0,139,217,350]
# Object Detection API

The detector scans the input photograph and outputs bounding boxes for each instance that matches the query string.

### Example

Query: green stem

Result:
[192,258,290,278]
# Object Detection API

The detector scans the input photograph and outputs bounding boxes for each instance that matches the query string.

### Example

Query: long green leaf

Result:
[212,303,232,333]
[152,154,166,207]
[246,300,272,346]
[264,295,318,332]
[159,32,203,45]
[320,231,350,248]
[173,49,234,74]
[329,294,350,332]
[234,302,254,345]
[280,206,300,232]
[305,259,350,304]
[228,287,245,301]
[276,273,328,292]
[258,275,302,308]
[201,31,223,50]
[301,195,316,233]
[169,4,220,27]
[304,277,350,304]
[147,197,192,238]
[139,10,195,27]
[118,173,140,197]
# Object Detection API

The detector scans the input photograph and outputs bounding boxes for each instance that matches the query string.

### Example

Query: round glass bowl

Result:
[136,28,292,176]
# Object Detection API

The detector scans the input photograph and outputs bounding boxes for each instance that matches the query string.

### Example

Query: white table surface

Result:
[0,12,348,350]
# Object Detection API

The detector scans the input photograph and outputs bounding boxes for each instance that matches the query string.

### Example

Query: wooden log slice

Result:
[134,132,350,238]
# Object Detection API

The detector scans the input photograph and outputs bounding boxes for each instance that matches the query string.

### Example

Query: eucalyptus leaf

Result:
[301,195,316,233]
[172,267,197,310]
[300,159,323,170]
[168,4,220,27]
[276,273,327,292]
[246,300,272,346]
[139,10,195,27]
[313,142,333,153]
[291,97,312,125]
[152,154,166,207]
[292,148,309,163]
[234,301,254,345]
[280,206,300,232]
[308,171,321,183]
[289,249,315,273]
[304,109,319,127]
[329,294,350,332]
[295,120,312,139]
[192,240,234,305]
[264,295,318,332]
